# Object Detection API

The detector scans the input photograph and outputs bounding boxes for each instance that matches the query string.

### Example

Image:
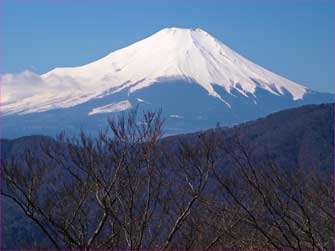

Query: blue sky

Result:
[2,0,334,93]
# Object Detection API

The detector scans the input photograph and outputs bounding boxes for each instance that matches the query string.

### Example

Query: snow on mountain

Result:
[3,27,307,116]
[88,100,132,115]
[170,114,184,119]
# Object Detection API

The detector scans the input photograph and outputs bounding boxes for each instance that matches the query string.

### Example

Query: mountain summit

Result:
[2,27,332,137]
[43,27,307,100]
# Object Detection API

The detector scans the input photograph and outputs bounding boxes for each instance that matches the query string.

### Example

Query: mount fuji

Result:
[2,27,332,138]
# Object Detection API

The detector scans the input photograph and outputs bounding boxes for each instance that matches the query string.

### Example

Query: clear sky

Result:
[1,0,334,93]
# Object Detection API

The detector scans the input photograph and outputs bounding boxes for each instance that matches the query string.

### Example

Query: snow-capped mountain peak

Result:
[3,27,307,115]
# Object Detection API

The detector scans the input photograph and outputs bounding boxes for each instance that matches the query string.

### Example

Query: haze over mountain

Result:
[2,27,332,138]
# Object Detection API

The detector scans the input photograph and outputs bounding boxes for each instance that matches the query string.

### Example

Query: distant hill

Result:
[163,103,334,170]
[2,103,333,170]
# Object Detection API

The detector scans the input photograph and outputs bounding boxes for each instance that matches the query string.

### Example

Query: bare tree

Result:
[210,132,334,250]
[1,111,333,250]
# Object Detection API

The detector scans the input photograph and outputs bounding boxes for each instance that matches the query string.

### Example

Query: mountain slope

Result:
[2,27,332,138]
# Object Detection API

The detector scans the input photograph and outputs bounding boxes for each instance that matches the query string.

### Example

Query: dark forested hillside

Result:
[163,103,334,170]
[1,103,333,250]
